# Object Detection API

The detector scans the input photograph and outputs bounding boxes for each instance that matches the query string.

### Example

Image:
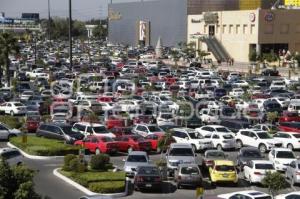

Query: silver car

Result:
[123,151,150,176]
[285,160,300,185]
[0,148,24,166]
[0,123,22,140]
[174,163,202,189]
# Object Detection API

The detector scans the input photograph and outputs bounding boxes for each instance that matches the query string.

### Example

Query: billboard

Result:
[139,21,147,41]
[21,13,39,20]
[285,0,300,6]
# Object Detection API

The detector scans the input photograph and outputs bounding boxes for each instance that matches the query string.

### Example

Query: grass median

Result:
[60,170,126,193]
[10,135,81,156]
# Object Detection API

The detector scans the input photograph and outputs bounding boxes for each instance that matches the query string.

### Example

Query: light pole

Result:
[69,0,73,69]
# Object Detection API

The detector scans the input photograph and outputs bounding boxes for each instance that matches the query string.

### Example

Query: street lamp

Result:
[32,31,37,65]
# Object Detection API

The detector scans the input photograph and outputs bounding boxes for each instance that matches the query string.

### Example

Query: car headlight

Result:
[267,142,274,146]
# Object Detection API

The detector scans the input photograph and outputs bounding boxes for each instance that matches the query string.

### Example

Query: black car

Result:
[220,119,251,133]
[261,69,279,76]
[134,165,162,192]
[236,147,264,170]
[36,123,84,144]
[263,100,282,113]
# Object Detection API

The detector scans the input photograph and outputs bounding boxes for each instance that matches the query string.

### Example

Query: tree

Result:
[267,111,278,124]
[0,32,20,87]
[170,49,180,69]
[249,48,258,62]
[262,172,288,198]
[92,24,107,40]
[0,159,42,199]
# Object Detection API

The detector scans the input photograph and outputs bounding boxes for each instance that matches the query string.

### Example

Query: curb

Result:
[7,142,64,160]
[53,168,129,197]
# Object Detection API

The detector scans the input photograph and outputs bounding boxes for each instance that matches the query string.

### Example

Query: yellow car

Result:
[209,160,238,185]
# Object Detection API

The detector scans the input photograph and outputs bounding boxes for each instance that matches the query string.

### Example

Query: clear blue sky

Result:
[1,0,153,21]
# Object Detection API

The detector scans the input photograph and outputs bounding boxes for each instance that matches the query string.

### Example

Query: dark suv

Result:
[36,123,84,144]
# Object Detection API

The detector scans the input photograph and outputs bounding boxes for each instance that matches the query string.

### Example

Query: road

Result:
[2,140,300,199]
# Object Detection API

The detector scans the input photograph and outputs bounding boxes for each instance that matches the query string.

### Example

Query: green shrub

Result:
[0,116,23,129]
[88,181,125,193]
[69,158,87,173]
[90,154,110,171]
[63,154,77,171]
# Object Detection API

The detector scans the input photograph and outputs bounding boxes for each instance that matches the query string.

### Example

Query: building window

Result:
[229,25,233,34]
[250,24,255,34]
[264,24,274,34]
[243,25,248,34]
[280,24,289,34]
[296,24,300,33]
[236,25,240,34]
[222,25,226,34]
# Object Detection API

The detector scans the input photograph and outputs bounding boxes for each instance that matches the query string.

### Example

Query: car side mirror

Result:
[254,137,258,140]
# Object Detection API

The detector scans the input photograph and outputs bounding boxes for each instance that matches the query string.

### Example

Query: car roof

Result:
[128,151,148,156]
[214,160,234,165]
[0,148,19,154]
[272,147,293,152]
[178,163,199,168]
[203,125,224,128]
[170,143,193,149]
[250,160,273,164]
[218,190,270,199]
[240,147,261,152]
[75,122,104,127]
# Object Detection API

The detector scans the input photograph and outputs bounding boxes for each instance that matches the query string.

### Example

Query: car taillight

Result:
[254,172,262,175]
[154,177,161,182]
[135,176,144,182]
[205,160,213,165]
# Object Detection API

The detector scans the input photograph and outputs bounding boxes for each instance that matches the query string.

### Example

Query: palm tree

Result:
[0,33,20,87]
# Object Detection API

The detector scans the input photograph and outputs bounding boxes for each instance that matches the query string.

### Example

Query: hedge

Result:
[60,170,125,193]
[10,135,81,156]
[0,116,23,129]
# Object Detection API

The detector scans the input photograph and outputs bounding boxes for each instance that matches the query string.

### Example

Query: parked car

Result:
[276,192,300,199]
[0,102,26,116]
[174,164,202,189]
[236,147,264,171]
[134,165,162,192]
[123,151,150,175]
[0,148,24,166]
[115,135,152,153]
[0,123,22,140]
[218,190,271,199]
[279,122,300,133]
[202,150,227,169]
[209,160,238,185]
[285,160,300,186]
[110,127,134,137]
[74,135,118,154]
[72,122,116,138]
[220,119,251,133]
[273,132,300,150]
[279,111,300,123]
[145,132,170,152]
[26,115,40,133]
[36,123,84,144]
[243,160,275,184]
[133,124,164,137]
[268,148,296,171]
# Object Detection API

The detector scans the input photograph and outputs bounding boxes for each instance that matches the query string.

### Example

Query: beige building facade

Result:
[188,9,300,62]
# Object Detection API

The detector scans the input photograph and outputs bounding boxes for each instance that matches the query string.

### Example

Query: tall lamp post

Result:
[69,0,73,69]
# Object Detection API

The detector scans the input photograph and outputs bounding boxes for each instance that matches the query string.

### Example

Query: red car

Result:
[132,115,152,125]
[111,127,134,137]
[26,116,40,133]
[278,122,300,133]
[145,133,166,152]
[74,136,118,154]
[114,135,152,153]
[251,93,271,100]
[279,111,300,123]
[105,115,126,129]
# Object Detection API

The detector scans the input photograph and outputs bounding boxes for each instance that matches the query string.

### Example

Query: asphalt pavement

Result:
[2,140,300,199]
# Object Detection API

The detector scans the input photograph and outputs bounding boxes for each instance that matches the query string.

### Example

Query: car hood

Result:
[9,129,22,135]
[167,156,196,164]
[124,162,149,172]
[275,158,296,164]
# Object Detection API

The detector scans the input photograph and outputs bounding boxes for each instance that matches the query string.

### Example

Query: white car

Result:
[133,124,164,137]
[234,101,249,111]
[276,192,300,199]
[26,68,49,79]
[285,161,300,186]
[98,102,114,111]
[156,113,175,126]
[270,97,290,109]
[268,148,296,171]
[252,99,267,109]
[72,122,115,138]
[199,108,221,124]
[270,80,286,90]
[243,160,276,184]
[229,88,244,97]
[206,132,236,151]
[218,190,271,199]
[196,125,234,137]
[0,102,26,116]
[0,148,24,166]
[273,132,300,150]
[236,129,282,153]
[20,90,34,101]
[115,100,139,112]
[171,128,213,151]
[207,101,223,109]
[232,80,249,88]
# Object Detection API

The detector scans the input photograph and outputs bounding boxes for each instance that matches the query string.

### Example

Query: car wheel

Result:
[236,140,243,149]
[292,176,295,186]
[217,144,222,151]
[287,144,294,150]
[10,111,14,116]
[177,183,181,189]
[259,144,267,153]
[95,148,101,155]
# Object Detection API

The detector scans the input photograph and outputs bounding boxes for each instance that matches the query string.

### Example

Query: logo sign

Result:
[249,13,255,22]
[203,12,218,24]
[191,19,202,23]
[108,8,122,21]
[265,12,274,22]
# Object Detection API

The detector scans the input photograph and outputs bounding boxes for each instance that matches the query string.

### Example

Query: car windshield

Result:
[188,132,203,139]
[223,134,234,139]
[207,152,225,158]
[255,164,274,170]
[215,165,235,171]
[242,150,262,158]
[294,134,300,138]
[216,127,230,132]
[161,114,173,119]
[276,151,295,159]
[181,167,199,175]
[138,167,159,175]
[61,126,74,135]
[14,103,24,107]
[148,126,161,132]
[255,197,272,199]
[257,133,272,139]
[127,155,147,162]
[93,126,108,134]
[169,148,194,156]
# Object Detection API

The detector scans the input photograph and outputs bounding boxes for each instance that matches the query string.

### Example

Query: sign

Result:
[249,13,256,22]
[203,12,218,24]
[191,19,202,23]
[108,8,122,21]
[265,12,274,22]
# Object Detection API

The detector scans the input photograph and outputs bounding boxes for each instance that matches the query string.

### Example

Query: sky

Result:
[0,0,154,21]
